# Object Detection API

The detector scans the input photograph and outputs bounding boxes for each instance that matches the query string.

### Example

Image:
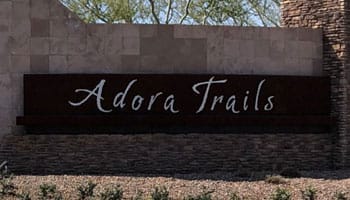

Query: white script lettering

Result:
[68,79,112,113]
[192,76,227,113]
[164,95,180,113]
[113,79,137,108]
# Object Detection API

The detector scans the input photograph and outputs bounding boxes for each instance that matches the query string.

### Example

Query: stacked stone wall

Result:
[282,0,350,168]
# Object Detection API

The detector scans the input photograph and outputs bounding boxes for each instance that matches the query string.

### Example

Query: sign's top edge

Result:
[23,73,330,79]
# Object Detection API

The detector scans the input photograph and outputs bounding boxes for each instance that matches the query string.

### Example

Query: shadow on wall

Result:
[2,159,350,181]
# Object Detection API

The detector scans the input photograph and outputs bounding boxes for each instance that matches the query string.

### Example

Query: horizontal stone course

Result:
[0,133,334,174]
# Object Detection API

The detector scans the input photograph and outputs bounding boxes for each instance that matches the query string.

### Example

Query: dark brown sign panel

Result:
[17,74,332,128]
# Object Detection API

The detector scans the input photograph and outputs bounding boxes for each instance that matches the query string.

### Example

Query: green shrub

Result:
[0,173,16,197]
[132,191,144,200]
[100,185,123,200]
[77,181,97,200]
[151,186,169,200]
[230,192,242,200]
[183,190,214,200]
[301,186,317,200]
[17,192,32,200]
[271,188,291,200]
[38,183,62,200]
[335,191,348,200]
[265,175,287,184]
[0,161,17,198]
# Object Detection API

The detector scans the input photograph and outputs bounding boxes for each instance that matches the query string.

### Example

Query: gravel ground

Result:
[6,171,350,199]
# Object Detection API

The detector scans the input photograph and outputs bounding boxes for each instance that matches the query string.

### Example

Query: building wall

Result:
[281,0,350,168]
[0,0,333,174]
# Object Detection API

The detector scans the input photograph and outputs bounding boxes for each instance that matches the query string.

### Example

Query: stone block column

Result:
[281,0,350,167]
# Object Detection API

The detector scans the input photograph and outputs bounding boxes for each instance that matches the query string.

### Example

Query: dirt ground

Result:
[6,170,350,199]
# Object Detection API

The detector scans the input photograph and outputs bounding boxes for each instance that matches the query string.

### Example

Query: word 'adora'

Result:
[68,76,275,114]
